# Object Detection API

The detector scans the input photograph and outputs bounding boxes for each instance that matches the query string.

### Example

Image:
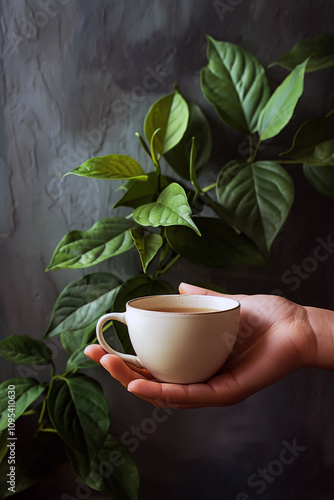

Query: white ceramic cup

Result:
[96,294,240,384]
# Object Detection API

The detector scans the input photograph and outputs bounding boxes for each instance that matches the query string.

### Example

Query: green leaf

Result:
[66,347,98,372]
[130,229,163,273]
[166,217,266,267]
[46,217,135,271]
[303,164,334,199]
[0,335,52,365]
[164,100,212,179]
[45,273,122,338]
[60,323,96,355]
[257,59,308,141]
[113,275,174,354]
[280,117,334,166]
[48,374,110,464]
[0,378,45,431]
[150,128,162,169]
[200,36,270,134]
[113,180,157,209]
[269,34,334,72]
[216,161,294,253]
[144,90,189,155]
[67,434,140,500]
[64,154,148,181]
[133,182,201,235]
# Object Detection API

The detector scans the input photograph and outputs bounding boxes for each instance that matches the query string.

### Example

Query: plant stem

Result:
[156,254,180,277]
[248,134,254,161]
[202,182,217,193]
[271,159,301,164]
[252,137,262,162]
[38,428,58,434]
[22,409,35,416]
[325,107,334,118]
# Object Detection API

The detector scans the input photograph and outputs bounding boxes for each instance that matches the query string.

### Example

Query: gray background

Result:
[1,0,334,498]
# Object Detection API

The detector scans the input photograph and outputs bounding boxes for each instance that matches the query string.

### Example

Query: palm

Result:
[85,288,312,408]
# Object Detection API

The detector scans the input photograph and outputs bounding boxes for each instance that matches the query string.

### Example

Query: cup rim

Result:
[127,294,240,314]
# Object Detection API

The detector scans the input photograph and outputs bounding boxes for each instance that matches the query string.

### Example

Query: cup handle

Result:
[96,313,145,369]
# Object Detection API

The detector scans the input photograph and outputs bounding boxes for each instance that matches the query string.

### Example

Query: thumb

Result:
[178,282,247,302]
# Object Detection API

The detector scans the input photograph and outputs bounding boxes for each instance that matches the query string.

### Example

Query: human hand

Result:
[84,283,324,408]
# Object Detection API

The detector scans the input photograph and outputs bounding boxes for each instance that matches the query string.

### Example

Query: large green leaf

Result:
[0,336,52,365]
[113,275,174,354]
[133,182,201,235]
[166,217,266,267]
[130,229,163,273]
[280,117,334,166]
[200,36,270,134]
[164,100,212,179]
[66,347,98,372]
[303,164,334,199]
[46,217,135,271]
[269,34,334,72]
[216,161,294,253]
[64,154,148,181]
[144,90,189,155]
[60,322,96,355]
[67,434,139,500]
[45,273,122,338]
[257,59,308,141]
[113,179,157,209]
[0,378,45,431]
[48,374,110,464]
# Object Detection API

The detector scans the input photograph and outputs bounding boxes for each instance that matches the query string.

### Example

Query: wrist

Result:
[304,306,334,370]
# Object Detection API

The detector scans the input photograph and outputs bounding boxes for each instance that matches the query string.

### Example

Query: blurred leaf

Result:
[303,164,334,199]
[257,59,308,141]
[280,117,334,165]
[0,378,45,431]
[0,336,52,365]
[144,90,189,155]
[45,273,122,338]
[269,34,334,72]
[67,434,139,500]
[46,217,135,271]
[64,154,147,181]
[66,348,98,372]
[130,229,163,273]
[216,161,294,253]
[133,183,201,235]
[48,374,110,464]
[164,100,212,179]
[113,275,174,354]
[0,430,8,464]
[166,218,266,267]
[0,432,67,498]
[201,36,270,134]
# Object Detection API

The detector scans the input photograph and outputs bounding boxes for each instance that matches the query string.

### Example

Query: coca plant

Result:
[0,34,333,499]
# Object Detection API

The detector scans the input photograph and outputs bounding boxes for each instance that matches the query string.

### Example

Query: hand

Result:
[84,283,327,408]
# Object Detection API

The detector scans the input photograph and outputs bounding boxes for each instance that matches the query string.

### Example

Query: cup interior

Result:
[128,294,240,314]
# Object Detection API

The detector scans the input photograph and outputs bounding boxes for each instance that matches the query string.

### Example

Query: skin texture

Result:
[84,283,333,409]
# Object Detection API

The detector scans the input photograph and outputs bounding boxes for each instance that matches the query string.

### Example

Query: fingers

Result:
[179,282,247,302]
[84,345,153,388]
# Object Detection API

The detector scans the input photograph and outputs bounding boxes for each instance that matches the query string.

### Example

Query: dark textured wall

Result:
[1,1,334,499]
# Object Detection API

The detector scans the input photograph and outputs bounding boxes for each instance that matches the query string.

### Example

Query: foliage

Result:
[0,34,334,499]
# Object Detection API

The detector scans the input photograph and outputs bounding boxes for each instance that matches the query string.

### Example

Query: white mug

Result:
[96,294,240,384]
